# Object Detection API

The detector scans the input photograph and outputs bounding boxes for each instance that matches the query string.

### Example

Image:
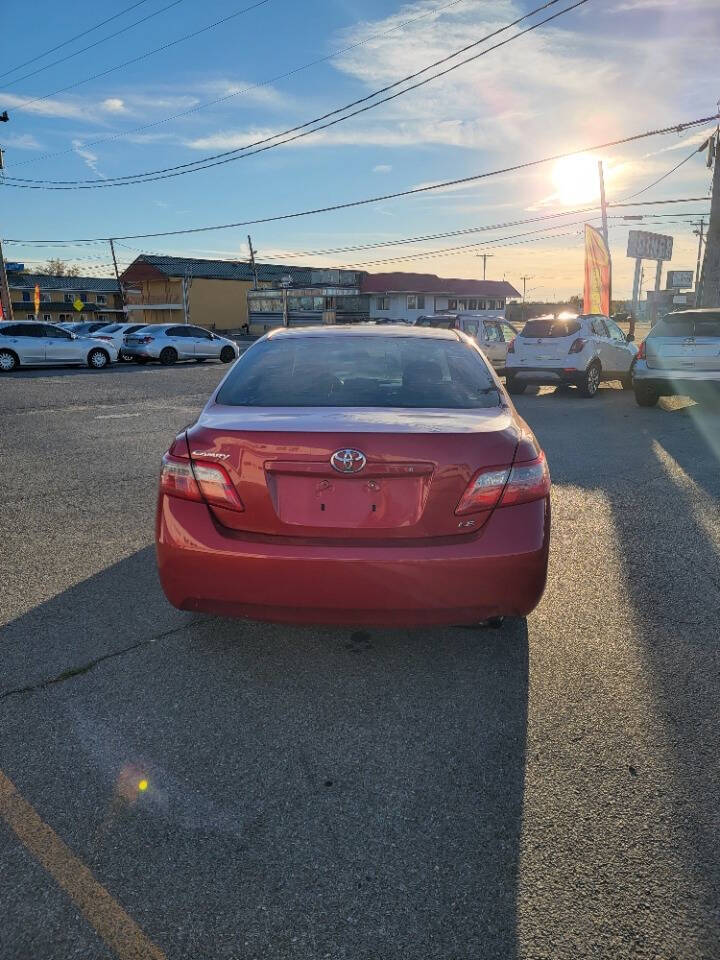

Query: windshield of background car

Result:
[216,336,500,408]
[521,318,582,338]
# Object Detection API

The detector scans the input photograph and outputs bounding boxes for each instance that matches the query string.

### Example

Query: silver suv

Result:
[505,313,638,397]
[123,324,239,365]
[633,308,720,406]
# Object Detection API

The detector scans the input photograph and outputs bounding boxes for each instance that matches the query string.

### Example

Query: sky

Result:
[0,0,718,300]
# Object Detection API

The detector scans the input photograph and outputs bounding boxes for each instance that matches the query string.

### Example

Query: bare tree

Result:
[40,259,81,277]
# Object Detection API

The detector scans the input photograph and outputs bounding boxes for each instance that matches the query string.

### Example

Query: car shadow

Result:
[1,548,530,959]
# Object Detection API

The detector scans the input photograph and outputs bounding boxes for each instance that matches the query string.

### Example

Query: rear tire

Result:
[87,348,109,370]
[0,349,19,372]
[220,345,236,363]
[634,382,659,407]
[505,375,526,395]
[578,361,601,398]
[159,347,177,366]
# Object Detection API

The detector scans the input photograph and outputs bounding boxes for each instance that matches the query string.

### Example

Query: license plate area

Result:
[273,474,427,528]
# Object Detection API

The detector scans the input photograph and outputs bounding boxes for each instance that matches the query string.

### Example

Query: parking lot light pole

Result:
[0,119,14,323]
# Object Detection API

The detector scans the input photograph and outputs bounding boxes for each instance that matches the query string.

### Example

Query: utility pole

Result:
[698,129,720,307]
[520,275,533,324]
[0,115,14,323]
[108,239,126,315]
[476,252,494,280]
[247,235,258,289]
[693,218,705,304]
[598,159,612,311]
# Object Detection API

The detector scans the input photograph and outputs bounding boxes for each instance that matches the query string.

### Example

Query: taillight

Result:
[568,337,587,354]
[159,454,244,512]
[455,453,550,516]
[636,340,646,360]
[96,335,113,341]
[507,337,515,354]
[139,336,154,344]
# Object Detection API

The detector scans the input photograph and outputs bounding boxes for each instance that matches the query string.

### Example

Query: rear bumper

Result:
[123,344,162,358]
[506,365,584,384]
[156,495,551,626]
[633,361,720,394]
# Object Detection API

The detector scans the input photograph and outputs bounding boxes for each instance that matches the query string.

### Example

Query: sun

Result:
[552,154,601,205]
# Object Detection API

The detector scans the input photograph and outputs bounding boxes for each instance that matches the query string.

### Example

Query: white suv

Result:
[505,313,638,397]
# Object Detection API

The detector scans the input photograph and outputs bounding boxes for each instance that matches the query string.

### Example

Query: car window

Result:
[522,318,581,338]
[188,326,213,339]
[483,322,502,342]
[217,336,499,409]
[500,323,516,342]
[166,326,191,337]
[125,325,145,334]
[591,317,608,337]
[99,324,122,333]
[694,317,720,337]
[655,314,693,337]
[605,319,626,342]
[44,325,72,339]
[463,319,480,337]
[13,323,47,338]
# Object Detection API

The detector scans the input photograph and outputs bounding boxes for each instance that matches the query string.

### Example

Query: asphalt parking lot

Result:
[1,361,719,960]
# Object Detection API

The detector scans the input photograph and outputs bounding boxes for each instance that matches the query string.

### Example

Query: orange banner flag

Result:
[583,224,610,315]
[34,283,40,317]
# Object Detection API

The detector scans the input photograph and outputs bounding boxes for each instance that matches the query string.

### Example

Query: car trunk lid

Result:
[512,317,583,365]
[186,406,521,540]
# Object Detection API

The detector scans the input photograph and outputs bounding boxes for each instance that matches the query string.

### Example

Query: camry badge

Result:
[330,448,367,474]
[192,450,230,461]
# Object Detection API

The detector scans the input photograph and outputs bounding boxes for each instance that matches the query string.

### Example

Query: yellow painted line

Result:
[0,771,167,960]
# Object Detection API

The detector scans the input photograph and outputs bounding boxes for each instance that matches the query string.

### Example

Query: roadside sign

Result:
[73,297,84,312]
[626,230,673,261]
[5,262,24,272]
[666,270,693,289]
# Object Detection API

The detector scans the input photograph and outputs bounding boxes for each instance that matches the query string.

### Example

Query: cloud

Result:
[0,92,89,120]
[373,164,392,173]
[72,139,105,179]
[4,133,42,150]
[101,98,127,113]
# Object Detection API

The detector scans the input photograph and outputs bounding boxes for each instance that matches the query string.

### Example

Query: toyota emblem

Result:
[330,448,367,474]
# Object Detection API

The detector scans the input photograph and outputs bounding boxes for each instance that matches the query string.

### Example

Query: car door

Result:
[481,321,506,368]
[43,324,80,362]
[604,318,635,373]
[188,326,219,358]
[590,317,614,372]
[165,326,194,359]
[5,323,47,363]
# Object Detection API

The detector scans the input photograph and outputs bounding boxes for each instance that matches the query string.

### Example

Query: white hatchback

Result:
[505,313,638,397]
[0,320,118,371]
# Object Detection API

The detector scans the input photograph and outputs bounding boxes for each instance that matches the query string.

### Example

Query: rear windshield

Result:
[416,316,456,329]
[216,336,499,409]
[656,312,720,338]
[521,318,581,338]
[100,324,122,333]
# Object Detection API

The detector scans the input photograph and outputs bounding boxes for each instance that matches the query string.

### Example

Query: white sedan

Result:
[0,320,118,371]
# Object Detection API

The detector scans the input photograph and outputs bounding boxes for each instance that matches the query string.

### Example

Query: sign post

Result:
[627,230,673,334]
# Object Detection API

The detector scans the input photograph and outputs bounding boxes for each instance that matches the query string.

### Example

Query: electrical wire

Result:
[618,140,710,202]
[9,0,468,169]
[0,0,188,90]
[2,0,587,186]
[0,0,154,82]
[5,0,271,115]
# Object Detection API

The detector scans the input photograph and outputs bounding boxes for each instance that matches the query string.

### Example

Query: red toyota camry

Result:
[156,326,550,627]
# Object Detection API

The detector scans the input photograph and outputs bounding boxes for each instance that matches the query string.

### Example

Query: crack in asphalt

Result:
[0,620,203,701]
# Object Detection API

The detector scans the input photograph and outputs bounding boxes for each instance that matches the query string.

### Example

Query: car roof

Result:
[267,324,459,341]
[665,308,720,316]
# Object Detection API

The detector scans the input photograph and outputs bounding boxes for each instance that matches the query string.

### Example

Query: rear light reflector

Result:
[192,461,244,512]
[455,452,550,516]
[636,340,646,360]
[159,454,244,512]
[499,453,550,507]
[455,466,511,515]
[160,454,203,502]
[568,337,587,354]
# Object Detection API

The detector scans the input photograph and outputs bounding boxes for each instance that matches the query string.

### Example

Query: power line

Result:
[619,140,710,202]
[2,0,588,186]
[5,0,271,115]
[0,0,154,82]
[9,0,468,169]
[0,0,188,90]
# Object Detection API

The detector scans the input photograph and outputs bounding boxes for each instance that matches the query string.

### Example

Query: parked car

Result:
[415,314,518,372]
[60,321,114,336]
[633,308,720,406]
[91,322,149,361]
[123,324,239,365]
[0,321,118,371]
[156,325,551,627]
[505,313,638,397]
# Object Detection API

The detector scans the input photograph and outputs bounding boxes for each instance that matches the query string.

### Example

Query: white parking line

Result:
[94,413,143,420]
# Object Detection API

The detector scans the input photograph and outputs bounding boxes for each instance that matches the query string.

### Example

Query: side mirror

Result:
[70,332,77,340]
[626,334,634,342]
